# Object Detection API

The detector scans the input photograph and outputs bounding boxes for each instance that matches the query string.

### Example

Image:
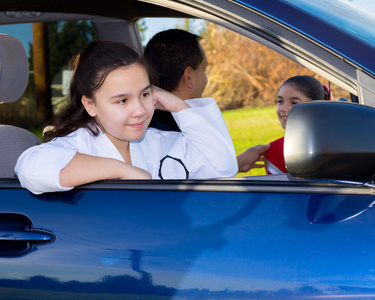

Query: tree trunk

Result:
[32,23,52,123]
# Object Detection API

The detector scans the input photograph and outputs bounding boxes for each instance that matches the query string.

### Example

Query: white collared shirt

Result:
[15,98,238,194]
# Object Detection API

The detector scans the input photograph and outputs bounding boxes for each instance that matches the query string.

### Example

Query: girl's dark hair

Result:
[44,41,143,142]
[281,75,330,101]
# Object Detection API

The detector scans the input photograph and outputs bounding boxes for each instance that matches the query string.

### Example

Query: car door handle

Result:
[0,229,54,244]
[0,213,55,257]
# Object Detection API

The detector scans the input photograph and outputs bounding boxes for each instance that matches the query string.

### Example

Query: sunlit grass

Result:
[223,105,284,176]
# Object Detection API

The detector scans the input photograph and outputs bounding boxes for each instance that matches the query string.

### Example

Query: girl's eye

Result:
[117,99,127,104]
[276,99,283,104]
[141,92,150,98]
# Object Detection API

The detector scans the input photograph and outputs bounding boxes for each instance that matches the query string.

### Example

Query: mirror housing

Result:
[284,101,375,182]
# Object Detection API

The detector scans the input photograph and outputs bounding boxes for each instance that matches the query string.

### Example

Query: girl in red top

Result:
[265,75,332,174]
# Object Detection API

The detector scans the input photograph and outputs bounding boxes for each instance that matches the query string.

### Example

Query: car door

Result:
[1,178,375,298]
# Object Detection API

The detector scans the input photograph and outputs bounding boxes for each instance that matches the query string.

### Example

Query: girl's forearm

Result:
[60,152,151,187]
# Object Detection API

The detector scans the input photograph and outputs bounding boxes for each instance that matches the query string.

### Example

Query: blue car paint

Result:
[1,180,375,298]
[233,0,375,76]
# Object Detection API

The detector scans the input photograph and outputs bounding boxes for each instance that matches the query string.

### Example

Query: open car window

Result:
[0,15,359,180]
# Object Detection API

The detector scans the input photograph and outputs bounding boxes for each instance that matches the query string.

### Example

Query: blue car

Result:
[1,0,375,298]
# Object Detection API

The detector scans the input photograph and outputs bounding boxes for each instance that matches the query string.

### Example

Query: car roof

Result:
[236,0,375,77]
[0,0,191,20]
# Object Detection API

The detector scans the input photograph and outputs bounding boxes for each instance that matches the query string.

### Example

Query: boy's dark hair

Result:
[144,29,203,92]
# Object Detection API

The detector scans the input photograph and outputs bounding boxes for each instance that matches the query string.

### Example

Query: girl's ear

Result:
[81,96,97,117]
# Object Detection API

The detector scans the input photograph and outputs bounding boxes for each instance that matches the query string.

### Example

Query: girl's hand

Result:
[152,86,190,113]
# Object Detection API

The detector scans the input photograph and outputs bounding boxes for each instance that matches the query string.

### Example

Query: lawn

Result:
[222,105,284,176]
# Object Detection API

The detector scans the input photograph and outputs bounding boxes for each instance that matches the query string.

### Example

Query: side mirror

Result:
[284,101,375,182]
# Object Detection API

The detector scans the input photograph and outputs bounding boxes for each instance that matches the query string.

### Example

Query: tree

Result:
[48,21,98,80]
[28,21,98,125]
[29,21,97,80]
[32,23,52,123]
[176,18,194,32]
[200,21,348,110]
[137,19,148,43]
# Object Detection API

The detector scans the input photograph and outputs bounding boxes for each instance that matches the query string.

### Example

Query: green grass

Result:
[223,105,284,176]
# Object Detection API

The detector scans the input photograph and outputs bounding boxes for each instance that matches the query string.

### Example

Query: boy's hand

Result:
[237,144,270,173]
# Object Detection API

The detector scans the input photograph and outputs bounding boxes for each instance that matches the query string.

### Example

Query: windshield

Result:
[283,0,375,48]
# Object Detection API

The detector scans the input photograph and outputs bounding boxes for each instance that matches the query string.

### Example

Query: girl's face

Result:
[276,83,312,129]
[82,64,155,148]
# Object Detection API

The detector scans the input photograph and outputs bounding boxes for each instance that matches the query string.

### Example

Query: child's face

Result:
[83,64,155,146]
[276,83,312,129]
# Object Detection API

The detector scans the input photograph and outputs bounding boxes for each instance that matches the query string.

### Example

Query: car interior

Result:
[0,4,176,179]
[0,33,41,178]
[0,0,374,184]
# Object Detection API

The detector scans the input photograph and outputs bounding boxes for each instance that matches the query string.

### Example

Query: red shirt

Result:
[264,137,288,174]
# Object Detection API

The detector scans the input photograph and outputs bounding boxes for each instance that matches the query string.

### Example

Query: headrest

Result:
[0,34,29,103]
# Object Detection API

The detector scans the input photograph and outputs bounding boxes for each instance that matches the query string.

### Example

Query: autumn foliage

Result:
[200,22,348,110]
